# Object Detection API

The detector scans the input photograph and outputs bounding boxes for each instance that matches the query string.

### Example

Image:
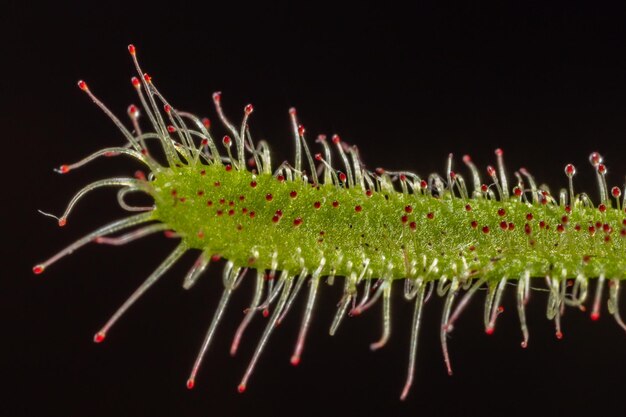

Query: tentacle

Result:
[516,271,530,348]
[58,178,145,226]
[276,268,308,326]
[485,277,507,334]
[440,277,459,375]
[94,223,167,245]
[400,279,426,401]
[33,212,154,274]
[238,275,295,393]
[186,261,241,389]
[230,270,265,356]
[93,242,187,342]
[290,259,325,366]
[370,280,392,351]
[608,279,626,332]
[182,252,211,290]
[54,147,157,174]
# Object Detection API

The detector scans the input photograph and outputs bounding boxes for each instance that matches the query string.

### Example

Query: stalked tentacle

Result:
[332,135,355,188]
[54,147,157,174]
[230,270,266,356]
[564,164,576,206]
[348,146,364,189]
[58,178,145,226]
[117,188,154,212]
[440,277,459,375]
[445,278,486,333]
[176,111,221,163]
[183,252,211,290]
[315,135,334,185]
[295,122,319,186]
[209,92,242,168]
[516,271,530,348]
[370,280,392,351]
[352,278,384,316]
[462,155,482,197]
[126,104,145,150]
[276,268,308,326]
[128,46,180,165]
[519,167,539,204]
[33,212,154,274]
[400,279,426,401]
[589,152,609,204]
[187,261,240,389]
[288,108,303,179]
[591,273,606,321]
[76,80,143,153]
[545,276,564,339]
[608,279,626,332]
[94,223,167,246]
[258,270,288,312]
[94,243,187,343]
[290,259,325,366]
[486,277,507,334]
[494,149,509,198]
[238,276,295,393]
[329,278,356,336]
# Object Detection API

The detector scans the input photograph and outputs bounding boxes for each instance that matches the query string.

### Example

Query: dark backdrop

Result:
[5,2,626,416]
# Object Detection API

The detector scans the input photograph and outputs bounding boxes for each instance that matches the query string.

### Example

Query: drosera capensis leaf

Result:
[33,44,626,400]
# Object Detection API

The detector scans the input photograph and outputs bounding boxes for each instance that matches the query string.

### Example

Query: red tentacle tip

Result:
[298,125,305,136]
[332,134,341,144]
[555,331,563,340]
[58,218,67,227]
[612,187,621,198]
[94,332,106,343]
[495,148,503,156]
[262,309,270,318]
[58,165,70,174]
[485,327,494,335]
[77,80,88,91]
[290,356,301,366]
[212,92,221,103]
[143,73,152,83]
[244,104,254,115]
[289,107,297,115]
[186,379,195,390]
[237,384,246,394]
[520,341,528,349]
[591,312,600,321]
[128,44,136,55]
[131,77,141,89]
[462,155,471,163]
[33,265,44,275]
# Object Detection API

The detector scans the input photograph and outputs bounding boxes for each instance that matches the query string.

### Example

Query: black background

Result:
[5,2,626,416]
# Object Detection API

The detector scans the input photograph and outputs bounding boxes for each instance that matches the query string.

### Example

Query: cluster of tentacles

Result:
[34,45,626,400]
